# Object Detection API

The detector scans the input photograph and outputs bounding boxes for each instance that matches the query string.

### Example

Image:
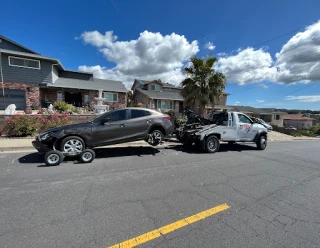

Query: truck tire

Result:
[256,135,267,150]
[205,136,220,153]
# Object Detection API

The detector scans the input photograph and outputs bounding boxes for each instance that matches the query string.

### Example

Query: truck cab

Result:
[193,111,268,153]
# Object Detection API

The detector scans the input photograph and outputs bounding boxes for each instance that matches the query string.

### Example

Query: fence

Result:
[271,125,293,135]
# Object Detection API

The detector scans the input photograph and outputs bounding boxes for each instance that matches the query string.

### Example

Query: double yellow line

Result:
[109,203,230,248]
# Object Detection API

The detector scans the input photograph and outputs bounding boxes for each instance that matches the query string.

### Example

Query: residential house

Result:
[132,79,230,113]
[0,35,127,111]
[283,114,316,130]
[131,79,185,112]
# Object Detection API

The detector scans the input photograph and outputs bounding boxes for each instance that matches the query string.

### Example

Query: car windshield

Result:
[259,119,267,124]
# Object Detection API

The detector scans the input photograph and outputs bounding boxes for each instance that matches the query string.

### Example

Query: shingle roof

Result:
[284,114,316,121]
[136,88,184,101]
[48,78,128,93]
[0,35,39,54]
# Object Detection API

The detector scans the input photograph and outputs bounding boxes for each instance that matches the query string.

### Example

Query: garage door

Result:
[0,89,26,110]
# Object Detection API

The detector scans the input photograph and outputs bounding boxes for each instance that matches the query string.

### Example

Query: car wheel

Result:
[79,149,96,163]
[205,136,220,153]
[256,135,267,150]
[60,136,85,156]
[44,150,64,166]
[148,129,164,146]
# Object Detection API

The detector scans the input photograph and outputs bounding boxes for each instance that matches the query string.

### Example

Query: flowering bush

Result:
[4,115,41,137]
[3,114,73,137]
[39,113,72,132]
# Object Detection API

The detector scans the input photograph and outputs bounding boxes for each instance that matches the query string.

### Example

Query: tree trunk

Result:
[199,105,206,118]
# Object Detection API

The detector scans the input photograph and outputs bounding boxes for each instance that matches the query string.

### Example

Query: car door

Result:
[91,109,129,145]
[236,113,256,141]
[221,112,237,141]
[122,109,153,141]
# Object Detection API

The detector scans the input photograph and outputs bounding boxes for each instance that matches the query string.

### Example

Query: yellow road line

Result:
[109,203,230,248]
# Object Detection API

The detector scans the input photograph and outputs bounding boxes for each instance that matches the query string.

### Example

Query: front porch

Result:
[40,88,97,109]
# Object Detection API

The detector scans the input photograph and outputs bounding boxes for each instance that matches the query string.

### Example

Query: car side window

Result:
[130,109,146,119]
[108,110,127,122]
[145,110,152,116]
[238,114,252,124]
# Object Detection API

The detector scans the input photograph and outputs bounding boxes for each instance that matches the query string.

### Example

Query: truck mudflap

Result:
[253,130,268,142]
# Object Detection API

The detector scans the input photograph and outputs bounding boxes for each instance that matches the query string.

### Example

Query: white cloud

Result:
[77,30,199,87]
[216,20,320,85]
[216,48,277,85]
[285,95,320,102]
[256,100,265,103]
[258,84,268,89]
[275,21,320,84]
[205,42,215,50]
[234,101,240,105]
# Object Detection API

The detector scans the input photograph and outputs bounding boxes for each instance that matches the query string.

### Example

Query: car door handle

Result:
[119,124,127,127]
[147,120,152,124]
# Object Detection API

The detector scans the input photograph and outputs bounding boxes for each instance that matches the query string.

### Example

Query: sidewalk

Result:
[0,138,179,152]
[0,133,318,152]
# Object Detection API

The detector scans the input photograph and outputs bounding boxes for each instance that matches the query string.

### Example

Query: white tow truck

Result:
[182,111,268,153]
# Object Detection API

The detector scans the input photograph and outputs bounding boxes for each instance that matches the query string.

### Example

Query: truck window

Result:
[237,114,252,124]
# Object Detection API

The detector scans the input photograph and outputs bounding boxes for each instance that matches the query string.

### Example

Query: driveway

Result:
[0,141,320,247]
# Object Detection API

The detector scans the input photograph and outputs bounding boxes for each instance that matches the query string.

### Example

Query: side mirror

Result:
[100,118,110,124]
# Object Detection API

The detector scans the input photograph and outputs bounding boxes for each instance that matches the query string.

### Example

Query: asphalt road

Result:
[1,140,320,248]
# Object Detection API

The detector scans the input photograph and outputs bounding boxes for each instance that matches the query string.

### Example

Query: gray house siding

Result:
[52,65,59,83]
[1,53,52,84]
[59,71,93,81]
[0,38,35,54]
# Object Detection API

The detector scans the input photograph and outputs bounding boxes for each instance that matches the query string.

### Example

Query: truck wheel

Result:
[60,136,85,156]
[79,149,96,163]
[205,136,220,153]
[44,150,64,166]
[256,135,267,150]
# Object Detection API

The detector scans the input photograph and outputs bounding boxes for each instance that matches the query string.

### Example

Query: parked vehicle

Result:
[32,108,174,165]
[251,117,273,131]
[286,126,297,130]
[180,111,268,153]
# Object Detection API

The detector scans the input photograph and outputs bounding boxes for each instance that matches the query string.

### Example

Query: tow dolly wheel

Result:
[79,149,96,163]
[44,150,64,166]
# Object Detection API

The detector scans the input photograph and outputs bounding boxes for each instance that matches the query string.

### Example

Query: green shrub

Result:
[54,101,75,113]
[3,115,41,137]
[291,130,315,137]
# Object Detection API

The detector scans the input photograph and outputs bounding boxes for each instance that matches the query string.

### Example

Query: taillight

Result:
[164,115,171,120]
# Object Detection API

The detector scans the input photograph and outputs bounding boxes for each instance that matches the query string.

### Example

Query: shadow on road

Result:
[167,143,257,154]
[18,146,161,167]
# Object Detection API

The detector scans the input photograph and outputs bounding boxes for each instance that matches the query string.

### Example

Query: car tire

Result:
[256,135,267,150]
[148,129,164,146]
[79,149,96,163]
[205,136,220,153]
[60,136,85,156]
[44,150,64,166]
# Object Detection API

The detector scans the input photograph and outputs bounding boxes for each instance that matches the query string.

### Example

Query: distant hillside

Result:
[278,109,320,114]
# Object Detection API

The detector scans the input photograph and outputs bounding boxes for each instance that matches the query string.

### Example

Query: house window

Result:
[157,100,173,110]
[9,56,40,69]
[103,92,118,102]
[276,115,280,120]
[57,92,63,102]
[151,85,161,91]
[84,94,89,105]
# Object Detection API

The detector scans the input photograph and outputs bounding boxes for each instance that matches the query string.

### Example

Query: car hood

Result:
[39,122,91,135]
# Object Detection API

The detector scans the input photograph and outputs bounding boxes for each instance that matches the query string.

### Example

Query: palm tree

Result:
[181,56,226,117]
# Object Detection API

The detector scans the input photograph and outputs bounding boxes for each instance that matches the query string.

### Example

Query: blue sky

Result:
[1,0,320,110]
